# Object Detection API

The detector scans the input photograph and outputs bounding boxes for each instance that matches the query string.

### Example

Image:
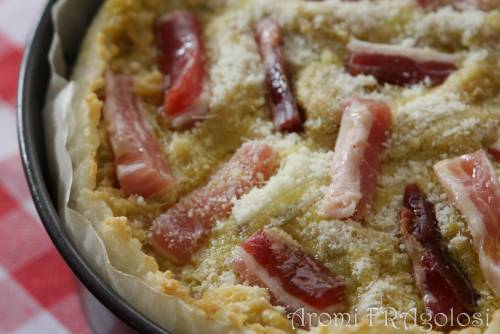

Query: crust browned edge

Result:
[65,1,500,334]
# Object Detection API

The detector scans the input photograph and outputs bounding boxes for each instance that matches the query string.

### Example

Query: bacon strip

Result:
[232,228,346,325]
[434,150,500,297]
[347,40,458,86]
[156,11,209,129]
[104,73,175,199]
[489,136,500,161]
[149,142,276,264]
[417,0,500,10]
[417,0,444,8]
[400,184,477,327]
[255,18,302,132]
[319,98,392,220]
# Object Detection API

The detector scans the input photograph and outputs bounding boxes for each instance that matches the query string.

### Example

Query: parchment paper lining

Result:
[43,1,234,333]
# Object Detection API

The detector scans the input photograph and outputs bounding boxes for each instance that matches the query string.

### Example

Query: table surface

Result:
[0,0,92,332]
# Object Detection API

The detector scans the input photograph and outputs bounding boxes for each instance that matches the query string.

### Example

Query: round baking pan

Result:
[17,1,169,333]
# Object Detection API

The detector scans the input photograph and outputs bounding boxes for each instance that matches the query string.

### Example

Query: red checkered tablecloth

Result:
[0,1,91,333]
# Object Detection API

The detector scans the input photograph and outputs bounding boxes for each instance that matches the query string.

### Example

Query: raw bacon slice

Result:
[149,142,276,264]
[232,228,346,325]
[434,150,500,297]
[319,98,392,220]
[347,40,458,86]
[417,0,458,8]
[417,0,500,10]
[488,136,500,161]
[104,73,175,199]
[156,11,209,129]
[255,18,302,132]
[400,184,477,327]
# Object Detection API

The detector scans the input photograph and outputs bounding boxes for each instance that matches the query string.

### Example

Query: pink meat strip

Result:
[232,228,346,327]
[156,11,209,129]
[400,184,477,329]
[347,40,458,86]
[104,73,175,199]
[434,150,500,297]
[149,142,276,264]
[319,98,392,220]
[255,18,302,132]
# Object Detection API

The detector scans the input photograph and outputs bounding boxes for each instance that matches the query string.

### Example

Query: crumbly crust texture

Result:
[69,0,500,332]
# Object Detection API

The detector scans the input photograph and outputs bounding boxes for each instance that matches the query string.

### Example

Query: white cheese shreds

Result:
[232,147,332,225]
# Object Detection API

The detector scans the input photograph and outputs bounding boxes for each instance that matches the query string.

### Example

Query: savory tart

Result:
[68,0,500,332]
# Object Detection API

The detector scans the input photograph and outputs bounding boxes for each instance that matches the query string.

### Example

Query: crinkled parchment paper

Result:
[43,1,234,333]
